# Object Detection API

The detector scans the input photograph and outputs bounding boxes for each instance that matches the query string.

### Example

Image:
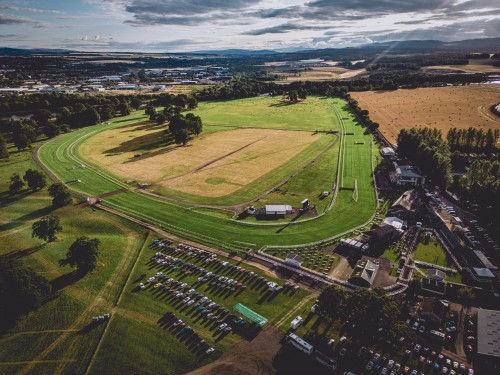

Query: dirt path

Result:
[329,256,349,279]
[85,231,151,375]
[187,327,284,375]
[17,221,144,375]
[0,330,79,344]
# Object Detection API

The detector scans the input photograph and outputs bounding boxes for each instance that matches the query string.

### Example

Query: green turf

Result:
[0,144,149,375]
[89,234,310,374]
[37,98,377,250]
[190,96,339,132]
[413,233,456,268]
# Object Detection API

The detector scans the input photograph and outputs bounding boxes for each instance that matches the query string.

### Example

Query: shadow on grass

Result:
[0,205,55,232]
[0,189,33,209]
[5,244,46,259]
[51,269,86,292]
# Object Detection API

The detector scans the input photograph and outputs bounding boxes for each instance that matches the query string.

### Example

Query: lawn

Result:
[37,98,377,250]
[413,233,455,268]
[0,143,148,375]
[89,235,311,374]
[264,247,340,275]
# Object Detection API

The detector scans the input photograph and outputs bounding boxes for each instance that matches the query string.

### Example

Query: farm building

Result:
[394,164,426,187]
[380,147,396,158]
[427,269,446,282]
[285,254,304,268]
[348,259,379,288]
[382,216,406,233]
[476,309,500,375]
[340,238,370,252]
[265,204,292,215]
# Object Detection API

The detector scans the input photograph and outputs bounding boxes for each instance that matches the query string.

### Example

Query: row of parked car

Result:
[362,340,473,375]
[161,311,215,356]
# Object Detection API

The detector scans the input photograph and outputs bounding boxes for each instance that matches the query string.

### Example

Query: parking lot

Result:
[130,238,309,360]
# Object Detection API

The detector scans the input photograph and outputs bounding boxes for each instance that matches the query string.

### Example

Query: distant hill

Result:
[0,47,73,55]
[1,37,499,57]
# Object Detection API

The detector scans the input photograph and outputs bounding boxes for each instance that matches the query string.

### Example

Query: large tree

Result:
[23,169,46,191]
[32,109,52,126]
[11,121,37,150]
[32,215,62,242]
[9,173,25,193]
[0,134,9,159]
[0,258,51,328]
[60,237,100,273]
[48,183,72,208]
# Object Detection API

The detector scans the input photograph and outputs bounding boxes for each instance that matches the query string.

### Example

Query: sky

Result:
[0,0,499,52]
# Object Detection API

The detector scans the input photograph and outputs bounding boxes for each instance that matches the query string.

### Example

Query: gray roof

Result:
[396,165,424,179]
[350,259,379,286]
[265,204,292,212]
[477,309,500,358]
[286,254,304,263]
[473,267,495,278]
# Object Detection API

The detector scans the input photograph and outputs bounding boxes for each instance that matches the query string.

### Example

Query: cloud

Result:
[242,23,330,35]
[0,13,48,27]
[0,6,63,14]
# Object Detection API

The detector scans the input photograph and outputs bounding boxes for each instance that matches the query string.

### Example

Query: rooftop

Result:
[285,254,304,263]
[477,309,500,358]
[392,189,420,212]
[395,165,424,179]
[349,259,379,287]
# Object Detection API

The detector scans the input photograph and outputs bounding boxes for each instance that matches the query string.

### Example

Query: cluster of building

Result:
[142,66,232,85]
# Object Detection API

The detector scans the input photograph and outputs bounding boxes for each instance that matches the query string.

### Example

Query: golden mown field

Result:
[351,85,500,143]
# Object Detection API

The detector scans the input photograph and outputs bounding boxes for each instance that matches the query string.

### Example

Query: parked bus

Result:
[285,333,314,355]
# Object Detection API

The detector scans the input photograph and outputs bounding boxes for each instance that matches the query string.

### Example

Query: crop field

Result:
[351,85,500,144]
[274,66,366,81]
[38,97,377,250]
[424,59,500,73]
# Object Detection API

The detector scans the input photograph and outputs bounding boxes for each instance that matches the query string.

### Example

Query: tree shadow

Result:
[0,205,55,232]
[0,189,32,209]
[51,269,86,292]
[5,244,46,259]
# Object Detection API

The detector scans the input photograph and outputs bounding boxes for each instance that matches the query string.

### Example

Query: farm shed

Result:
[265,204,292,215]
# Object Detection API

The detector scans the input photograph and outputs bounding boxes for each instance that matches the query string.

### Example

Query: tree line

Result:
[317,285,414,346]
[397,128,452,188]
[447,127,499,153]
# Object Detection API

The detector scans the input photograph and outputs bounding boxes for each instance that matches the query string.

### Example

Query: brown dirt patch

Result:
[187,327,284,375]
[352,85,500,143]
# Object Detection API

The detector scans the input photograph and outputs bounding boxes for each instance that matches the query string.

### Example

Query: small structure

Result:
[233,303,268,327]
[285,254,304,268]
[473,267,496,280]
[265,204,292,215]
[267,282,279,291]
[420,297,449,328]
[476,309,500,375]
[395,164,426,187]
[340,238,370,252]
[348,259,379,288]
[391,189,421,215]
[383,216,406,233]
[365,225,402,248]
[427,269,446,282]
[301,199,309,210]
[380,147,396,158]
[247,205,256,215]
